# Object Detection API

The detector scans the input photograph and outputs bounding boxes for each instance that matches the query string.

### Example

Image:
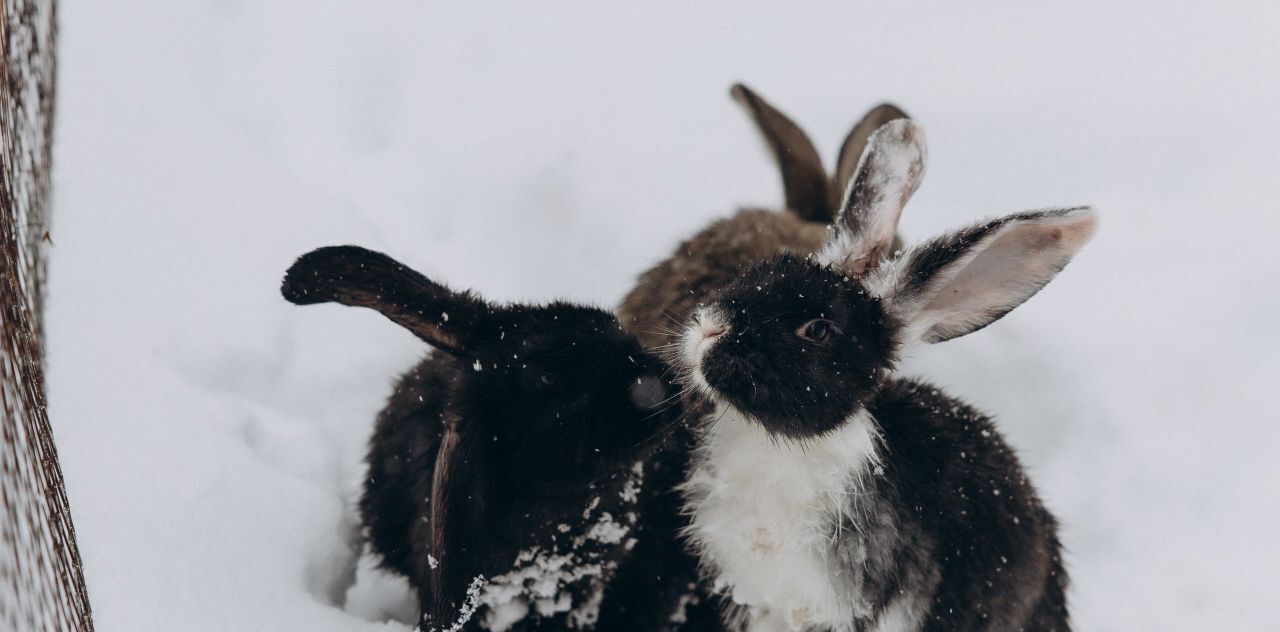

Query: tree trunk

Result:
[0,1,93,630]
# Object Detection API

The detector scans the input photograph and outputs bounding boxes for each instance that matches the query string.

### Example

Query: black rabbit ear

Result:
[833,103,909,205]
[281,246,485,355]
[820,119,926,275]
[731,83,832,222]
[872,207,1097,345]
[427,420,495,628]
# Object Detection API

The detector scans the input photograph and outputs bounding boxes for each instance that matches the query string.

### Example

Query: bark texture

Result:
[0,1,92,629]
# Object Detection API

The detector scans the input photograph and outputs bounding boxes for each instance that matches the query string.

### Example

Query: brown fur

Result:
[618,208,828,351]
[619,85,908,352]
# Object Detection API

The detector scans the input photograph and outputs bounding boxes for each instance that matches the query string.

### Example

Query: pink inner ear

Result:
[827,120,926,275]
[914,210,1097,343]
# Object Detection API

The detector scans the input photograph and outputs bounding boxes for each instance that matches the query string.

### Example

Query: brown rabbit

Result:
[618,84,908,351]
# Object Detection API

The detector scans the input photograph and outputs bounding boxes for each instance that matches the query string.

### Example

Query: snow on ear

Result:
[281,245,485,355]
[833,102,909,205]
[819,118,925,275]
[877,207,1097,345]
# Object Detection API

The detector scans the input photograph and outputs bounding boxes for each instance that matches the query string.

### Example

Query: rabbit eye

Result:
[538,372,558,387]
[797,319,834,343]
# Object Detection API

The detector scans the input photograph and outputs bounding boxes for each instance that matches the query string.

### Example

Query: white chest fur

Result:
[681,408,882,632]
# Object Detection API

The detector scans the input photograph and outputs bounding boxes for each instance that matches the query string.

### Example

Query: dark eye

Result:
[797,319,834,342]
[538,372,558,387]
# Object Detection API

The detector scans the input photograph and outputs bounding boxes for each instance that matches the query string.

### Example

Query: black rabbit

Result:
[610,86,912,630]
[281,246,711,631]
[672,120,1095,631]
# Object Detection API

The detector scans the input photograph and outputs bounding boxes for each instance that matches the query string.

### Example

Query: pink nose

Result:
[700,325,726,339]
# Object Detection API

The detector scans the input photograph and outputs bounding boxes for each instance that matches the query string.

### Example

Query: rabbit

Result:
[671,119,1095,631]
[280,246,716,631]
[594,85,908,630]
[609,85,911,626]
[619,83,908,353]
[613,84,913,626]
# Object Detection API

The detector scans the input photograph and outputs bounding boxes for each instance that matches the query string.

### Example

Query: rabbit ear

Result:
[731,83,832,222]
[281,246,485,355]
[833,103,909,209]
[872,207,1097,345]
[820,119,926,275]
[426,417,495,627]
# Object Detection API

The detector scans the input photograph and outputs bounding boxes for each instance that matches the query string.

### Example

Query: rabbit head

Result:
[619,85,909,352]
[281,246,680,624]
[677,120,1097,439]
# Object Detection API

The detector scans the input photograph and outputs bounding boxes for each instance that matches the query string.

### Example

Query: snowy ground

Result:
[45,2,1280,630]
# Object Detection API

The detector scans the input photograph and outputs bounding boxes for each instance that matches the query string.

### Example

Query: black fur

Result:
[688,244,1073,630]
[593,420,724,632]
[677,120,1091,628]
[870,380,1069,630]
[282,246,717,631]
[699,255,896,438]
[711,378,1070,630]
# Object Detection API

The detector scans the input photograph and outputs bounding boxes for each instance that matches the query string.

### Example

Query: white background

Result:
[47,2,1280,630]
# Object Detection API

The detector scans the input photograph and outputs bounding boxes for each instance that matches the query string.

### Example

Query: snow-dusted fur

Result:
[681,409,886,631]
[280,246,711,631]
[672,119,1092,631]
[469,466,643,631]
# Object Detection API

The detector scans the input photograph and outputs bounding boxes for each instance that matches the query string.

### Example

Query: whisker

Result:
[662,308,688,328]
[635,410,692,448]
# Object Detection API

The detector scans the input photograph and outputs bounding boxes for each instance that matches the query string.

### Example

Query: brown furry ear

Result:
[427,414,495,627]
[833,103,909,204]
[731,83,832,222]
[281,245,485,355]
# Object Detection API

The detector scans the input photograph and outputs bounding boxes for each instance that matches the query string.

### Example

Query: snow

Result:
[45,2,1280,631]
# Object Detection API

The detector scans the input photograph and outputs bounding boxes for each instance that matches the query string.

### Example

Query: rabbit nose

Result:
[698,323,726,339]
[630,375,670,410]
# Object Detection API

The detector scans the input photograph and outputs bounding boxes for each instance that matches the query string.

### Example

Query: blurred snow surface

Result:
[45,2,1280,630]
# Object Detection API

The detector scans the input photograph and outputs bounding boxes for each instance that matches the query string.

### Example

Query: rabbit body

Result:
[672,119,1093,631]
[282,246,711,631]
[361,354,651,631]
[682,380,1067,632]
